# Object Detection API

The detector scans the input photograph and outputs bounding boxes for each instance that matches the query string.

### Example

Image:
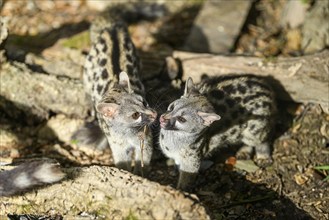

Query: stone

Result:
[302,0,329,54]
[38,114,84,143]
[0,16,8,63]
[0,128,19,149]
[184,0,252,53]
[281,0,308,28]
[85,0,112,11]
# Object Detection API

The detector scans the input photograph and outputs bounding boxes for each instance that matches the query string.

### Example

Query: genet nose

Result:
[159,115,169,128]
[152,111,157,119]
[159,115,165,123]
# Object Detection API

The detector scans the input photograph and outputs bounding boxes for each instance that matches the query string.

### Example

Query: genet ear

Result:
[96,103,119,118]
[183,77,199,97]
[119,71,132,93]
[183,77,194,96]
[197,111,221,126]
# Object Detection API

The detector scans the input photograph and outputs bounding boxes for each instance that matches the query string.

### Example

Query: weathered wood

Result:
[173,50,329,111]
[0,61,89,120]
[0,165,210,219]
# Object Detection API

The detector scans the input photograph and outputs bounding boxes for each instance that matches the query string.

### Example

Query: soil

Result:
[1,0,328,219]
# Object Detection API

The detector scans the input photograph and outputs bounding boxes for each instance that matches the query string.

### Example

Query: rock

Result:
[285,28,302,52]
[85,0,112,11]
[0,17,8,46]
[302,0,329,54]
[25,47,85,79]
[0,126,33,164]
[281,0,309,28]
[0,128,19,149]
[38,114,84,143]
[0,16,8,63]
[184,0,252,53]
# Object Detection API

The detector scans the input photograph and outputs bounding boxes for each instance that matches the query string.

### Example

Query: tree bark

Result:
[173,50,329,112]
[0,165,210,219]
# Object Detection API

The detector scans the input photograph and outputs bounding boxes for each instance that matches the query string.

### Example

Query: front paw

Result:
[254,148,273,168]
[254,157,273,168]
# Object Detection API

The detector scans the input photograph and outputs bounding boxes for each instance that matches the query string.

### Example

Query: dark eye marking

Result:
[177,116,186,123]
[132,112,141,120]
[168,104,174,112]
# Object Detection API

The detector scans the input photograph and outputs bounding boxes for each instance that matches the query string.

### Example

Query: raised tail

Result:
[0,161,65,197]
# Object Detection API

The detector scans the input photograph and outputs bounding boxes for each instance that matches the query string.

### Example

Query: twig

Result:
[139,126,148,168]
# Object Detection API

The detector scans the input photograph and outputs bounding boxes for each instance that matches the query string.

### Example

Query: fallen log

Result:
[0,61,89,121]
[1,48,327,121]
[173,50,329,112]
[0,165,210,219]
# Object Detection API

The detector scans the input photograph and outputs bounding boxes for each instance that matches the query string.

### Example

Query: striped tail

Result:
[0,161,65,197]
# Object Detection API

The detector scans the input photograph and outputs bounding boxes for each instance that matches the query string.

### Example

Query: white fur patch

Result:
[136,115,142,123]
[14,172,31,189]
[33,163,65,183]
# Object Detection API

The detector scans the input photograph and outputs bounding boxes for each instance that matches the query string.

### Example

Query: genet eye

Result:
[177,116,186,123]
[132,112,141,120]
[167,104,174,112]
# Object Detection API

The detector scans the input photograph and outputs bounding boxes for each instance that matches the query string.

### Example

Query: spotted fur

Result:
[159,75,277,190]
[0,161,65,197]
[75,22,156,174]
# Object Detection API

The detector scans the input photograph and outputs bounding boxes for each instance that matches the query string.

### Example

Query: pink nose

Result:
[160,115,169,128]
[160,115,165,123]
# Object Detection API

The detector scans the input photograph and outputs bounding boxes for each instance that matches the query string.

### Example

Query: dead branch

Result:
[0,165,210,219]
[0,61,89,120]
[173,50,329,112]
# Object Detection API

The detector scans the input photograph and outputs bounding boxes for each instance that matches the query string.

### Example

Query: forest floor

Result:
[1,0,328,219]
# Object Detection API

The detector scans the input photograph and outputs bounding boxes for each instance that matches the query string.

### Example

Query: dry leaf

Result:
[320,123,329,138]
[225,156,237,166]
[235,160,259,173]
[225,156,236,171]
[292,123,301,133]
[287,103,304,116]
[294,173,309,185]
